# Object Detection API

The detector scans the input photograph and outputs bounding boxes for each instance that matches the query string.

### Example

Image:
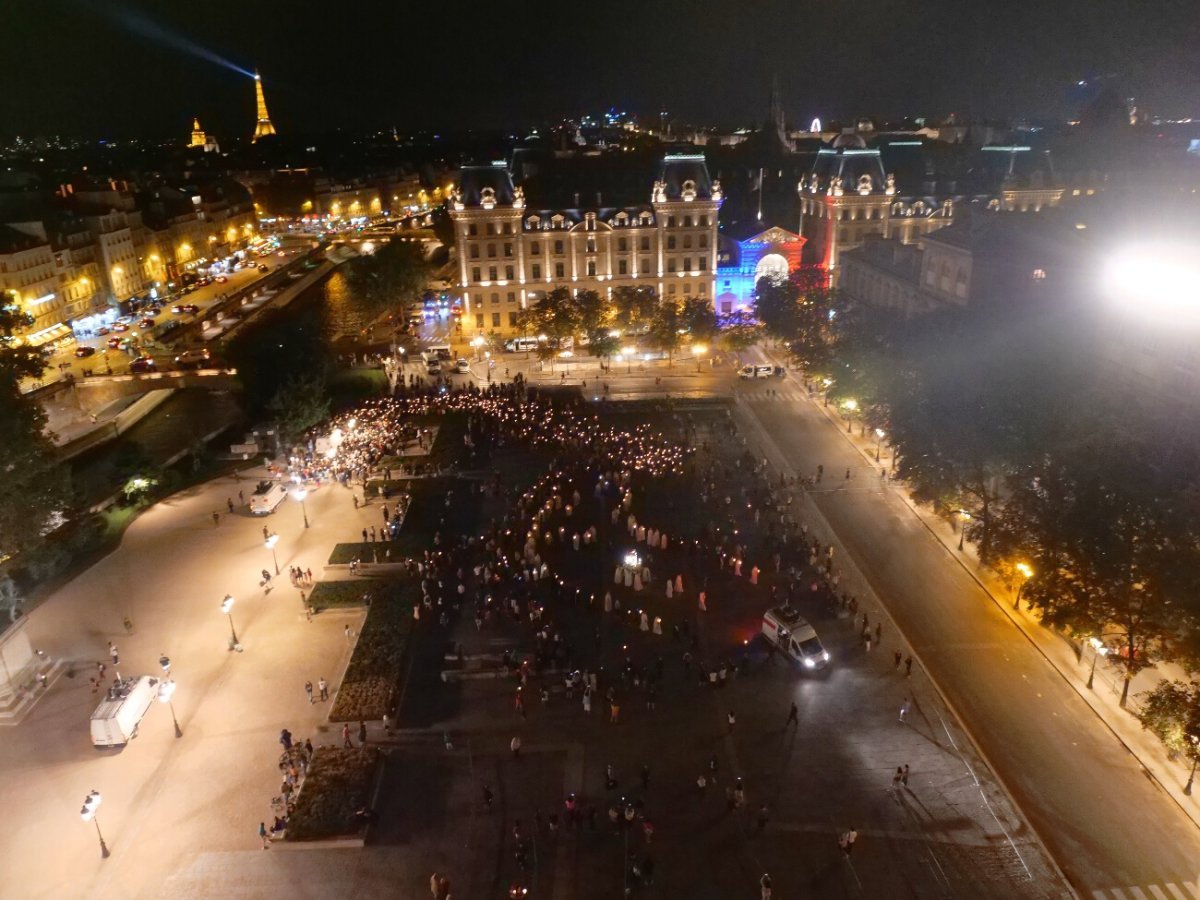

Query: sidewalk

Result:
[769,349,1200,836]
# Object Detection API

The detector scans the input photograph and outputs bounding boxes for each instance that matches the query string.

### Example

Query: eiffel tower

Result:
[252,71,276,142]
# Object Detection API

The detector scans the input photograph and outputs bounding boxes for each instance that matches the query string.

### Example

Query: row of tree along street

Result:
[755,267,1200,764]
[510,285,761,367]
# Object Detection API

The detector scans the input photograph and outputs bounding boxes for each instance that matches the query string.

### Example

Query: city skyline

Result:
[2,0,1196,140]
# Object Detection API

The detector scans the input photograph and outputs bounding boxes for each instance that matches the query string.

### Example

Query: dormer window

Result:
[681,179,697,201]
[480,187,496,210]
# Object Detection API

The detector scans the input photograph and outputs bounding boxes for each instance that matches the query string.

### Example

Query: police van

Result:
[761,606,831,670]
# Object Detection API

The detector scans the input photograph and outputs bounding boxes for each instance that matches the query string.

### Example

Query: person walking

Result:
[899,697,910,723]
[727,710,736,733]
[892,766,904,792]
[902,764,910,787]
[342,722,352,748]
[838,826,858,856]
[279,728,293,750]
[905,655,914,677]
[262,525,270,540]
[259,821,270,849]
[227,498,235,514]
[108,642,119,665]
[760,872,773,899]
[510,735,522,758]
[319,677,329,701]
[305,680,314,704]
[894,650,903,670]
[786,701,799,727]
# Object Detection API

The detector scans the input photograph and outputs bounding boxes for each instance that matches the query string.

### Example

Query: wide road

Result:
[734,375,1200,899]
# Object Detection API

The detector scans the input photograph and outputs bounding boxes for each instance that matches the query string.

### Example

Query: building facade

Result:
[714,226,806,312]
[449,154,722,336]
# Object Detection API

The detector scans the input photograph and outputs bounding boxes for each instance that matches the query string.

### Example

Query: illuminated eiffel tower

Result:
[252,71,276,142]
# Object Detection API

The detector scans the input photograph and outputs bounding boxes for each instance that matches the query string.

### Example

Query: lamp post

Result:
[265,532,280,575]
[621,347,634,375]
[693,344,706,373]
[874,428,885,463]
[842,399,858,433]
[485,350,492,383]
[292,488,309,528]
[1086,636,1108,690]
[471,335,485,361]
[1185,735,1199,795]
[157,677,182,738]
[80,790,109,858]
[1013,561,1033,610]
[957,510,971,551]
[221,594,242,652]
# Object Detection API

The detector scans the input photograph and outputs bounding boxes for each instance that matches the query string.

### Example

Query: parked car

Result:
[454,358,471,374]
[107,337,122,349]
[174,349,211,370]
[129,356,156,374]
[74,346,97,358]
[172,303,200,315]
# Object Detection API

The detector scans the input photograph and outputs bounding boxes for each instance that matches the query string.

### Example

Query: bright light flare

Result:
[1105,246,1200,317]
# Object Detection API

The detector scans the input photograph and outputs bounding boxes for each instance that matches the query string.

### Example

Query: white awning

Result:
[26,323,73,347]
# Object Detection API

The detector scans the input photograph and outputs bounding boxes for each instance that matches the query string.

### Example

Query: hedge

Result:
[284,746,379,841]
[329,580,416,722]
[307,580,373,611]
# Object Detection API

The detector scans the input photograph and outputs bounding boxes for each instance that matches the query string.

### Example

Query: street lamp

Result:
[1013,561,1034,610]
[485,350,492,383]
[265,532,280,575]
[621,347,634,375]
[1086,636,1108,690]
[874,428,885,462]
[80,790,109,858]
[292,487,309,528]
[693,344,706,373]
[957,510,971,551]
[220,594,242,652]
[1185,734,1199,795]
[842,398,858,433]
[471,335,485,361]
[157,678,182,738]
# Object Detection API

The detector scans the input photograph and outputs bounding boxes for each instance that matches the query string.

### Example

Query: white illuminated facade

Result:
[449,155,723,336]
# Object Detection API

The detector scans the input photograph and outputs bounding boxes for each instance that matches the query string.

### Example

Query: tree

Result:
[1137,680,1200,759]
[611,285,657,337]
[0,300,71,559]
[753,275,801,341]
[268,372,332,444]
[786,270,842,376]
[718,308,762,363]
[646,298,684,367]
[344,239,430,319]
[679,297,717,346]
[519,288,579,371]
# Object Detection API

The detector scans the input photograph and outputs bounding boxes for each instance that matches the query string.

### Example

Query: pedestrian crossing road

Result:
[1091,879,1200,899]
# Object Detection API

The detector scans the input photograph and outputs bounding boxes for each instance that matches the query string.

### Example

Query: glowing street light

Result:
[471,335,485,360]
[1104,246,1200,317]
[80,790,109,858]
[292,487,309,528]
[220,594,242,652]
[1013,561,1034,610]
[842,398,858,432]
[157,677,182,738]
[264,532,280,575]
[693,343,707,372]
[957,510,971,551]
[1086,636,1108,690]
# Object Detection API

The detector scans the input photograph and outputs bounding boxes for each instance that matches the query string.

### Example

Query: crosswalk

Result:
[1091,881,1200,899]
[736,389,811,404]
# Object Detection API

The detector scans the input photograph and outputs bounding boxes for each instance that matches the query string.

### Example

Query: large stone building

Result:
[800,131,1076,284]
[449,154,722,336]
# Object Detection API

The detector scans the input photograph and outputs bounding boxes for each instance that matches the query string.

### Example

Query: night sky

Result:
[2,0,1196,139]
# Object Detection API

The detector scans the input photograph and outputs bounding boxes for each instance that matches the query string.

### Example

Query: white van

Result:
[761,606,830,670]
[505,337,540,353]
[90,675,159,747]
[249,480,288,515]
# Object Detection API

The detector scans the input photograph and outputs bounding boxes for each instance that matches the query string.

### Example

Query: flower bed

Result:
[283,746,379,842]
[307,580,373,611]
[329,580,416,722]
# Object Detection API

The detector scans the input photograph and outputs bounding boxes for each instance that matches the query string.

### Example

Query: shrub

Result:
[307,581,373,611]
[329,580,416,721]
[284,746,379,841]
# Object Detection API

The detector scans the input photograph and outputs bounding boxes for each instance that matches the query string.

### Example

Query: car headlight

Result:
[823,651,831,662]
[803,657,815,669]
